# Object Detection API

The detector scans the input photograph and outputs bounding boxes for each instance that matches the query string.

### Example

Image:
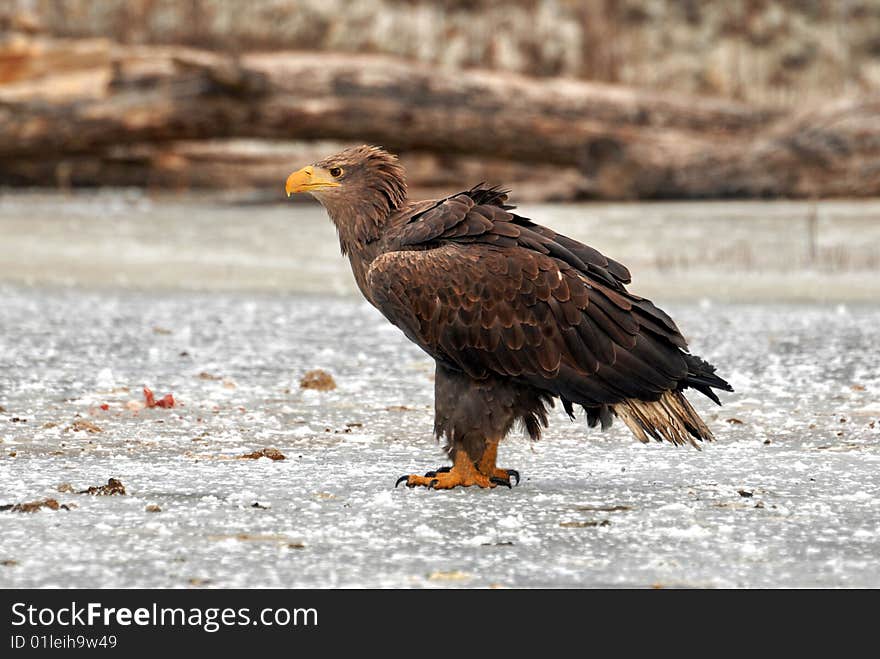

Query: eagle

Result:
[286,145,732,490]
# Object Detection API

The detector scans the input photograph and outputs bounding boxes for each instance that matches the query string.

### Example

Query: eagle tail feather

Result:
[585,404,614,430]
[683,354,734,405]
[613,390,714,449]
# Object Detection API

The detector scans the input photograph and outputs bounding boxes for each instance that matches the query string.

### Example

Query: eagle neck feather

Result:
[328,189,406,257]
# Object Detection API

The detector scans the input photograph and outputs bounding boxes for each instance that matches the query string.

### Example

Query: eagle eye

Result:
[329,167,343,178]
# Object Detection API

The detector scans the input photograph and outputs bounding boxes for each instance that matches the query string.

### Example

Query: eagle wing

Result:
[369,189,722,412]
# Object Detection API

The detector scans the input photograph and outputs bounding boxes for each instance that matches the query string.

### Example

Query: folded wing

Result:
[370,188,722,411]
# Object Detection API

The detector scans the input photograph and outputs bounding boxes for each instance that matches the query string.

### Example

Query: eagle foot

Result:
[486,469,520,487]
[393,465,519,489]
[395,453,499,489]
[395,470,496,489]
[474,442,520,486]
[395,447,520,490]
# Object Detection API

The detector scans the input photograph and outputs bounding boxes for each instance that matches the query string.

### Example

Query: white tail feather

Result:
[613,390,714,449]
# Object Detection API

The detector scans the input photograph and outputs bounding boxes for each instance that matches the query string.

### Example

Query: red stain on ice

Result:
[143,387,175,409]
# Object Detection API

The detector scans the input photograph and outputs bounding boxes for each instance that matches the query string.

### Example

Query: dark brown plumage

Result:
[286,145,733,489]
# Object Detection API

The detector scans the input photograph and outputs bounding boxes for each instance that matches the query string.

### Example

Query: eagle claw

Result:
[507,469,520,486]
[395,474,442,488]
[490,476,512,489]
[424,466,452,478]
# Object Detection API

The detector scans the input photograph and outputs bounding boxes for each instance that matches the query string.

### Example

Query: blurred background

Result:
[1,0,879,299]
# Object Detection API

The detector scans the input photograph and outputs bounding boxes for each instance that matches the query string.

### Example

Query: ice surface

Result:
[1,287,878,588]
[2,192,880,302]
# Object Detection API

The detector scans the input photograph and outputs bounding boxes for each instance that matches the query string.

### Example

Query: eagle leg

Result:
[395,449,496,489]
[475,439,520,487]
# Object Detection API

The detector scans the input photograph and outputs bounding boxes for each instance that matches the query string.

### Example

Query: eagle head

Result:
[285,145,407,225]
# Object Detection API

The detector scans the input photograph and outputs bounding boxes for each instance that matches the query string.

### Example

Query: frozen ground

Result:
[1,287,878,588]
[1,192,879,588]
[2,192,880,302]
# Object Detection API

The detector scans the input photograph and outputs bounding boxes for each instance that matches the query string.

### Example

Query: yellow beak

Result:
[285,166,341,196]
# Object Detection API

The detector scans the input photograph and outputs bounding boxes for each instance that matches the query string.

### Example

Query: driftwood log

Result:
[1,36,878,199]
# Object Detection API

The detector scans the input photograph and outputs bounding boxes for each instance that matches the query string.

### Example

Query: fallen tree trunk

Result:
[1,37,878,198]
[0,139,587,201]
